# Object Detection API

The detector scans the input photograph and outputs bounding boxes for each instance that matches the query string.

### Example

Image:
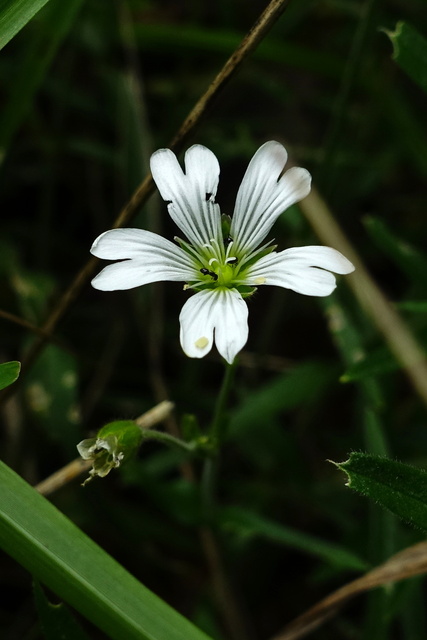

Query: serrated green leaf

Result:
[0,360,20,390]
[219,506,370,572]
[34,581,91,640]
[384,22,427,94]
[0,460,213,640]
[336,453,427,532]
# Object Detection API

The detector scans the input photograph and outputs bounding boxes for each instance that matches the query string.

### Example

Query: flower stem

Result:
[141,429,196,454]
[210,359,238,448]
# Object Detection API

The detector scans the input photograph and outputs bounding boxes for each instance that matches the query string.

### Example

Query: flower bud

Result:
[77,420,143,484]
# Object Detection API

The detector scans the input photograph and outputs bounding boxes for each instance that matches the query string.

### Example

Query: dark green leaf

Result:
[336,453,427,532]
[341,347,398,382]
[0,360,20,390]
[34,581,91,640]
[384,22,427,94]
[0,0,84,156]
[363,216,427,286]
[219,506,370,572]
[25,345,80,456]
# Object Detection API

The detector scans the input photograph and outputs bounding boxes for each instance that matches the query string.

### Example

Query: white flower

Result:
[91,141,354,364]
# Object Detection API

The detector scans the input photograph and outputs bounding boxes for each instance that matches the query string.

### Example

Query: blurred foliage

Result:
[0,0,427,639]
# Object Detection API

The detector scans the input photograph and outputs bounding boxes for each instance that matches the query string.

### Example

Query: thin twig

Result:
[0,308,60,342]
[299,188,427,408]
[272,541,427,640]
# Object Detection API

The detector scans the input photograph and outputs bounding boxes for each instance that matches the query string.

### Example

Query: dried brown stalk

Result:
[299,188,427,407]
[272,541,427,640]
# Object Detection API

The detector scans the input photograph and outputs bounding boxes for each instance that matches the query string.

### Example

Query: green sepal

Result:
[236,285,257,298]
[240,242,277,271]
[77,420,144,483]
[187,281,217,292]
[335,452,427,532]
[98,420,144,450]
[173,236,201,261]
[221,214,232,240]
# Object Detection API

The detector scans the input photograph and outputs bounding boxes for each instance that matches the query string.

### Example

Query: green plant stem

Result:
[199,359,250,640]
[141,429,196,454]
[210,359,238,447]
[201,361,238,518]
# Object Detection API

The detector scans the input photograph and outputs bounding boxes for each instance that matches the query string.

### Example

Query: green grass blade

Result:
[0,461,213,640]
[0,0,84,158]
[133,23,342,77]
[220,506,370,572]
[0,0,52,49]
[0,360,20,390]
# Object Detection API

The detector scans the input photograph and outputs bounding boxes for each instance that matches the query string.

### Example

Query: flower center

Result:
[206,260,235,285]
[198,238,241,287]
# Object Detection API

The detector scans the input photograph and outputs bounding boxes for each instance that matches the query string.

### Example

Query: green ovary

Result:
[215,263,235,286]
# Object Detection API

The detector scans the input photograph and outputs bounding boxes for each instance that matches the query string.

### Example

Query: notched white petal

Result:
[150,146,222,246]
[179,289,249,364]
[231,141,312,253]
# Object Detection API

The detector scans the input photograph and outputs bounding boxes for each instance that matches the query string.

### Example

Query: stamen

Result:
[225,239,234,255]
[195,337,209,349]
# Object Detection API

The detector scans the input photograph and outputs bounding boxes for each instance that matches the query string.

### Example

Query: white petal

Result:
[90,228,198,291]
[230,141,311,253]
[150,145,222,247]
[246,246,354,297]
[179,288,249,364]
